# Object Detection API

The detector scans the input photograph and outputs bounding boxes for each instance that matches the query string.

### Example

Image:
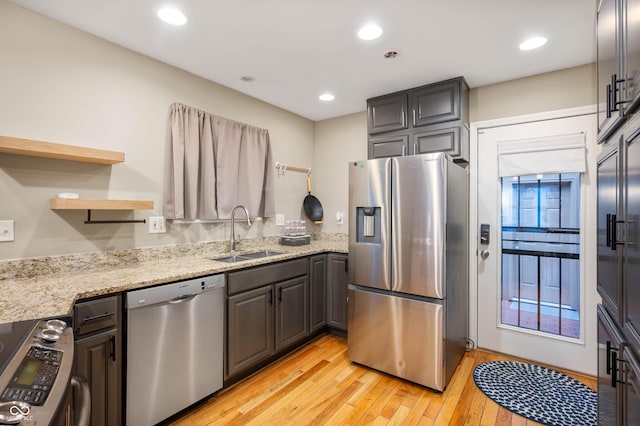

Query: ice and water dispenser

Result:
[355,207,381,244]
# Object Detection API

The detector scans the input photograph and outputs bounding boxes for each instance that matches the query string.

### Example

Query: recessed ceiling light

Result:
[157,7,187,26]
[319,93,335,101]
[358,24,383,41]
[519,36,547,51]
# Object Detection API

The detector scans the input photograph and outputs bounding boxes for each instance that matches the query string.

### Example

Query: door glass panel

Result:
[500,173,581,338]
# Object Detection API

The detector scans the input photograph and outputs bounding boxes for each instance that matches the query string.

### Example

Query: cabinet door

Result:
[597,305,623,425]
[228,286,274,377]
[597,0,623,138]
[367,93,408,135]
[327,254,348,331]
[410,80,461,127]
[309,254,327,332]
[623,347,640,426]
[624,0,640,114]
[74,330,121,426]
[624,128,640,349]
[413,125,461,157]
[275,277,309,351]
[597,139,622,322]
[368,133,409,159]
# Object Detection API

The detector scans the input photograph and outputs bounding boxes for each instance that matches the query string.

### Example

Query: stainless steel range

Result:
[0,319,90,425]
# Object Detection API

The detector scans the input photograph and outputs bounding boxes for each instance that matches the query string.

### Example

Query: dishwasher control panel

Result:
[126,274,224,308]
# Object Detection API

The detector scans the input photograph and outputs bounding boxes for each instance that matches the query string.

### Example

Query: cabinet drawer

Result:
[228,258,308,295]
[74,296,119,336]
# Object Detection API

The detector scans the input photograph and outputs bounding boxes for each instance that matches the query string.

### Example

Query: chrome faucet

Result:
[230,205,251,252]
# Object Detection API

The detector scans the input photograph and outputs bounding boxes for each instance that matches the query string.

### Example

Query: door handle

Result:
[480,250,490,259]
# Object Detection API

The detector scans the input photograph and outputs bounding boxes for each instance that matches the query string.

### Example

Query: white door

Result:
[475,110,598,375]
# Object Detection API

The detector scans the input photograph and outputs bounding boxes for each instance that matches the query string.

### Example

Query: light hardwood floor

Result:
[171,334,596,425]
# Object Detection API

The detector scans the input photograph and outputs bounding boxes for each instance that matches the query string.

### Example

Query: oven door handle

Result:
[71,374,91,426]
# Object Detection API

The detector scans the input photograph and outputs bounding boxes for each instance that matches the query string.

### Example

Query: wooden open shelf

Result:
[50,199,154,210]
[0,136,124,165]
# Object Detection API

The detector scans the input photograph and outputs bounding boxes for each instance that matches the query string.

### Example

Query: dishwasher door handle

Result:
[168,294,197,304]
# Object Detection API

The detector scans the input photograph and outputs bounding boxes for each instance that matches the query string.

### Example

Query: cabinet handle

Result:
[606,340,616,374]
[612,73,628,109]
[606,213,612,248]
[413,143,417,155]
[611,349,618,388]
[606,84,612,118]
[110,335,116,362]
[611,214,625,250]
[268,288,273,305]
[344,259,348,273]
[412,109,416,126]
[402,145,406,156]
[81,312,114,324]
[278,287,283,303]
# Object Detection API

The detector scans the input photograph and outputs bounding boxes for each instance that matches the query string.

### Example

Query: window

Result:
[500,173,581,338]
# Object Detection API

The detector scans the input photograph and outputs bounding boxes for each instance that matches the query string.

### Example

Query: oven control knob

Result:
[37,328,61,344]
[46,319,67,333]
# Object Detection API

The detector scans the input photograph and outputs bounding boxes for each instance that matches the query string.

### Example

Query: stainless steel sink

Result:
[239,250,283,259]
[210,250,283,263]
[211,255,246,263]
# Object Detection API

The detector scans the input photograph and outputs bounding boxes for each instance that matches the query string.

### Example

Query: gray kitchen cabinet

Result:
[73,295,121,426]
[367,93,408,134]
[275,276,309,351]
[410,79,463,127]
[596,0,640,141]
[309,254,327,332]
[326,253,348,331]
[413,122,468,160]
[227,285,274,377]
[367,77,469,162]
[368,133,410,159]
[226,258,309,378]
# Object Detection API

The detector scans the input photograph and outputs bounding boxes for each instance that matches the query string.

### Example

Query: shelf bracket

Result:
[84,210,147,225]
[275,161,311,176]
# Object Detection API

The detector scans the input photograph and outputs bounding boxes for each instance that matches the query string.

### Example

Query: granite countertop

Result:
[0,238,347,325]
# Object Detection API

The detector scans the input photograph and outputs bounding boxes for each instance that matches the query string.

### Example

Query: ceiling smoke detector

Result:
[383,50,399,59]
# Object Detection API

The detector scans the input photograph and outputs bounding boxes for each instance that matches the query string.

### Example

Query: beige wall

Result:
[469,63,596,122]
[0,0,314,259]
[312,113,367,234]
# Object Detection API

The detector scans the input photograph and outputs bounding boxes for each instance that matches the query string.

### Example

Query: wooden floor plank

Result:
[170,334,595,426]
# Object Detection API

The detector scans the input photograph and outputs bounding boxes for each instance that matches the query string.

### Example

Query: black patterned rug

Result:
[473,361,597,426]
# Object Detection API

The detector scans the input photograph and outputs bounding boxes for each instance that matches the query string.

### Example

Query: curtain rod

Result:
[275,161,311,175]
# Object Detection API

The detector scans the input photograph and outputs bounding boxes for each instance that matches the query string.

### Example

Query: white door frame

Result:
[469,105,598,361]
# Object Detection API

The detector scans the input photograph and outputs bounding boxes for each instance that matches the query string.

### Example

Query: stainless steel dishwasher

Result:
[126,274,224,425]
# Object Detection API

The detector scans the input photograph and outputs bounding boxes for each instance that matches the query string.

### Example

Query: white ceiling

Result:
[9,0,596,121]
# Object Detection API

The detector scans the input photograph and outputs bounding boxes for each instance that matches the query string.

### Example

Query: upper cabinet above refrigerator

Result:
[366,77,469,162]
[597,0,640,142]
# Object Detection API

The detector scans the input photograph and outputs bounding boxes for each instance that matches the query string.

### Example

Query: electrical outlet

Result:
[148,216,166,233]
[0,220,14,242]
[276,214,285,226]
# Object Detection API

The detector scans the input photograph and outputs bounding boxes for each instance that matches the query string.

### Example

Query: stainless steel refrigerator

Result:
[347,152,468,391]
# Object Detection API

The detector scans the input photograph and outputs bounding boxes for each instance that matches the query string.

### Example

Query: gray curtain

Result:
[164,103,275,220]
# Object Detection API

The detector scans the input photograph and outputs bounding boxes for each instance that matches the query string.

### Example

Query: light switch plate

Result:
[0,220,14,242]
[276,214,285,226]
[148,216,166,233]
